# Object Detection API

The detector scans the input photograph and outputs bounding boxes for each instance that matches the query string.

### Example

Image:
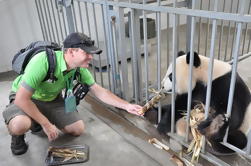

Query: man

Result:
[2,32,143,155]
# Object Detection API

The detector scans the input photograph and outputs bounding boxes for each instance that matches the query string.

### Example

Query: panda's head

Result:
[162,51,202,94]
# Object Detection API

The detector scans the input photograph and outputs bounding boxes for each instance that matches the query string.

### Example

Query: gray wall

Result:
[0,0,43,73]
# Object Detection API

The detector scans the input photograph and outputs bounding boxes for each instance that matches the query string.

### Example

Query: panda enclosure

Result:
[36,0,251,165]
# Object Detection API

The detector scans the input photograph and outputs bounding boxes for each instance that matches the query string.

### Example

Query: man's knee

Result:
[63,120,85,136]
[8,115,32,135]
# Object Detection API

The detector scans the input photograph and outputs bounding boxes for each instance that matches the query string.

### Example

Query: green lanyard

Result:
[64,71,76,98]
[65,75,74,91]
[64,73,77,113]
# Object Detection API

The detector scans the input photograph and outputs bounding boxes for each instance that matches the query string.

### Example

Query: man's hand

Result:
[125,104,144,116]
[42,123,60,141]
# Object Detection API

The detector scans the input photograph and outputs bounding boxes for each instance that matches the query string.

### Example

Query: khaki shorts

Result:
[2,92,82,129]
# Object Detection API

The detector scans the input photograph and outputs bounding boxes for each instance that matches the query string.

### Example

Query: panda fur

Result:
[157,51,251,154]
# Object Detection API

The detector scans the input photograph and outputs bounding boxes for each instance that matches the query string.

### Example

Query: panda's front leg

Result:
[198,114,229,141]
[157,104,184,134]
[157,104,172,134]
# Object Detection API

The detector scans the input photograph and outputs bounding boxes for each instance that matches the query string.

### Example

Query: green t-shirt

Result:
[12,51,95,101]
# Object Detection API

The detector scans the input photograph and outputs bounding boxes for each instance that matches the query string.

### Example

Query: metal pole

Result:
[117,7,130,100]
[157,0,162,122]
[171,0,177,134]
[35,0,46,40]
[46,0,56,41]
[63,0,75,33]
[223,0,245,144]
[50,0,60,43]
[143,0,149,101]
[78,1,85,33]
[217,0,226,60]
[55,0,65,40]
[186,0,196,142]
[202,0,218,153]
[101,4,111,90]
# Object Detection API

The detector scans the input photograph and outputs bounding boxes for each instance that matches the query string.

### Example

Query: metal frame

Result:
[35,0,251,165]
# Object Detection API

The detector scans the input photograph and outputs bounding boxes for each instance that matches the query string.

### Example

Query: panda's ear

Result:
[177,51,186,57]
[186,51,201,68]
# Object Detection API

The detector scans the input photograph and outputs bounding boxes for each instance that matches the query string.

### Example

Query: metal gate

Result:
[35,0,251,165]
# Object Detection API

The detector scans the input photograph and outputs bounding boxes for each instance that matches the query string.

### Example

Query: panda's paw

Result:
[197,118,212,135]
[200,114,229,141]
[144,108,158,124]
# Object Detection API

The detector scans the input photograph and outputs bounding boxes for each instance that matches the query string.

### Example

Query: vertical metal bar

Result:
[248,28,251,52]
[186,0,196,142]
[83,2,96,81]
[217,0,226,60]
[171,0,177,134]
[128,9,142,103]
[110,19,118,94]
[64,0,75,33]
[83,2,97,81]
[186,0,192,52]
[111,18,122,96]
[61,6,69,35]
[204,0,211,57]
[242,24,249,55]
[55,0,64,40]
[104,3,116,93]
[42,0,52,40]
[247,130,251,154]
[136,10,143,103]
[205,0,218,122]
[202,0,218,153]
[38,0,49,40]
[230,0,240,59]
[247,1,251,53]
[72,1,79,32]
[157,0,162,122]
[46,0,56,41]
[143,0,149,101]
[101,4,111,90]
[166,13,170,68]
[35,0,46,40]
[128,12,136,99]
[117,7,129,100]
[50,0,60,43]
[247,4,251,54]
[197,0,202,54]
[223,22,243,143]
[84,2,91,37]
[176,15,180,51]
[78,1,85,33]
[224,0,234,61]
[130,9,139,103]
[241,0,251,55]
[223,0,245,144]
[92,3,104,87]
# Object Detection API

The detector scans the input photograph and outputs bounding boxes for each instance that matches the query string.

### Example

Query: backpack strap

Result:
[74,67,81,81]
[43,48,57,82]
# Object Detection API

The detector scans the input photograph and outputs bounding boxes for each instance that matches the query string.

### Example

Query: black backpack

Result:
[12,41,61,82]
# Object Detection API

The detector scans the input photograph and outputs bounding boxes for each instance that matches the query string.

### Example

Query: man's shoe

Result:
[11,135,28,155]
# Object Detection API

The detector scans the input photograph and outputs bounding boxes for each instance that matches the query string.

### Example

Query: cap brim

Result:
[81,45,102,54]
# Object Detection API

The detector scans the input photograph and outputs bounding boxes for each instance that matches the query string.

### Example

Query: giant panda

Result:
[157,51,251,154]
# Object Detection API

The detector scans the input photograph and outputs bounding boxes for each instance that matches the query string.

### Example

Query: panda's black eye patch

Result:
[168,73,172,81]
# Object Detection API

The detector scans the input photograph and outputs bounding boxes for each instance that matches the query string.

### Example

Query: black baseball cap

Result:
[63,32,102,54]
